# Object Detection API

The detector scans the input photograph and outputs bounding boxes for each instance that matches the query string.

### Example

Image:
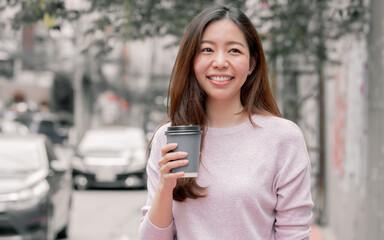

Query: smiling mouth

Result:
[208,76,233,82]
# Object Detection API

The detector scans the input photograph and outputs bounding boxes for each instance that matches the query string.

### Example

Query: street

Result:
[54,145,148,240]
[68,189,147,240]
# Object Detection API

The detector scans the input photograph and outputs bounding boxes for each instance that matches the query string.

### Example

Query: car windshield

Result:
[0,139,43,174]
[78,128,145,153]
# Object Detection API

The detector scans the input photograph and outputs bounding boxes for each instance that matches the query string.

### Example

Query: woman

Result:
[139,5,313,240]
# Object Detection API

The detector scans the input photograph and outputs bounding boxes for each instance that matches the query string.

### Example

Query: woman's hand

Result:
[158,143,189,191]
[147,143,188,228]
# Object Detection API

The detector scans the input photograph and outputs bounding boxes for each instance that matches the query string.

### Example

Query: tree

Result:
[253,0,368,119]
[0,0,246,58]
[0,0,247,137]
[52,72,74,113]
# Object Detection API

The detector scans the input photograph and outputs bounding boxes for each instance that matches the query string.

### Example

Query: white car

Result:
[72,126,148,190]
[0,134,72,240]
[0,119,30,134]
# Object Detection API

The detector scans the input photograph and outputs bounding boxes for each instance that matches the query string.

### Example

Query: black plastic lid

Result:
[165,125,202,134]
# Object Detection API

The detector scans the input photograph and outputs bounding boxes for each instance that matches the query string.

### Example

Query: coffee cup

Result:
[165,125,202,178]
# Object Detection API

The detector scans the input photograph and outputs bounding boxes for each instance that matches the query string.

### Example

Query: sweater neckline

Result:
[205,114,263,136]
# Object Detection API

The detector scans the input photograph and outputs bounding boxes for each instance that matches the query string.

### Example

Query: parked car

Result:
[29,113,73,145]
[0,119,30,134]
[0,134,73,240]
[72,126,147,190]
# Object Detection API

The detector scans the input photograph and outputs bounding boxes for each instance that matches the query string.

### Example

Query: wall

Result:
[324,0,384,239]
[325,35,368,239]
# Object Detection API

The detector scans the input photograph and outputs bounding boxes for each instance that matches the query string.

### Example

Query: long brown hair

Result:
[163,5,281,201]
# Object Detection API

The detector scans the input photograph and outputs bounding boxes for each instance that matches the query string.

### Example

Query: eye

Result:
[229,49,241,53]
[201,48,213,52]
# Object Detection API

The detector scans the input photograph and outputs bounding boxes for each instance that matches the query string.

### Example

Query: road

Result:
[68,189,147,240]
[53,146,148,240]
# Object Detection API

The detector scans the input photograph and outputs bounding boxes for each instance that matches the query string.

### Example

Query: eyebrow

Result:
[201,40,245,48]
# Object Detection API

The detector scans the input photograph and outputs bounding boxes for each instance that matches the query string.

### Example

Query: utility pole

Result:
[66,0,89,143]
[366,0,384,238]
[315,0,326,225]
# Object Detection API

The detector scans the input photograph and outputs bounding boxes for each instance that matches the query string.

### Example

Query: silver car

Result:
[72,126,147,190]
[0,134,72,240]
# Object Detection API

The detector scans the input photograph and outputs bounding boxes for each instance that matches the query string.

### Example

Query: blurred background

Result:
[0,0,382,240]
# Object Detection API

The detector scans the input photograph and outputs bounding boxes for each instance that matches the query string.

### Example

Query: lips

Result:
[207,75,233,86]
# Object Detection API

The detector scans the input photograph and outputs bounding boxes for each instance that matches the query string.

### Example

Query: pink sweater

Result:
[139,115,313,240]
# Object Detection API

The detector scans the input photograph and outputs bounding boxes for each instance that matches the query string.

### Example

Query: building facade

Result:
[323,0,384,239]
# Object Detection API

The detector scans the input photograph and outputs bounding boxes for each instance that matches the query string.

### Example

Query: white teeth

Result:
[209,76,232,81]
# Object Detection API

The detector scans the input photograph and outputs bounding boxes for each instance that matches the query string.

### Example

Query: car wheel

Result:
[74,182,88,190]
[57,197,72,239]
[45,206,56,240]
[73,175,88,190]
[56,225,68,239]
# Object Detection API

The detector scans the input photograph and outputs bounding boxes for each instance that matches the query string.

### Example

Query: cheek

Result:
[193,56,206,75]
[235,59,252,74]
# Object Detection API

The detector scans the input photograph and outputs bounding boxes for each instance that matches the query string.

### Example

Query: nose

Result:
[212,52,228,69]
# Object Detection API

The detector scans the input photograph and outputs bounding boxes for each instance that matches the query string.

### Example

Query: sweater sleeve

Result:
[273,122,314,240]
[138,126,176,240]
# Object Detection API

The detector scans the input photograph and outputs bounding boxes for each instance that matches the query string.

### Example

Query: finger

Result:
[163,171,185,180]
[164,151,188,162]
[160,159,189,173]
[158,151,188,167]
[161,143,178,157]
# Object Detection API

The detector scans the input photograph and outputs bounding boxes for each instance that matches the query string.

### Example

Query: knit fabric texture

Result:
[139,114,314,240]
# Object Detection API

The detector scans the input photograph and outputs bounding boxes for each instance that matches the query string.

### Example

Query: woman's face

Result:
[193,19,254,104]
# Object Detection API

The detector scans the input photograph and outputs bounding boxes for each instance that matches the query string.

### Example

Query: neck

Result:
[206,98,248,128]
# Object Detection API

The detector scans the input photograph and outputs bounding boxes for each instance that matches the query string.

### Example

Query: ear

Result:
[248,57,256,75]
